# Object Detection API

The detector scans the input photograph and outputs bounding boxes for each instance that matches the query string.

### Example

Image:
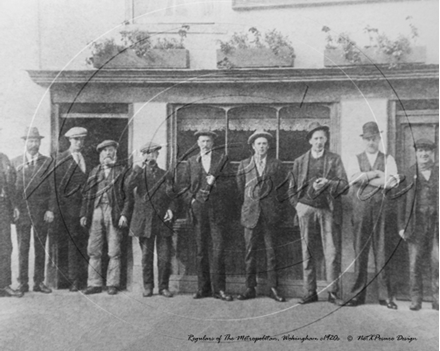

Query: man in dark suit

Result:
[236,130,285,302]
[51,127,90,291]
[80,140,131,295]
[398,138,438,311]
[182,130,233,301]
[288,122,348,304]
[0,149,22,297]
[12,127,53,294]
[128,142,175,298]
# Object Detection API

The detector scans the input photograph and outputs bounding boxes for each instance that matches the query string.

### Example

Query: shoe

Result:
[213,290,233,301]
[1,286,24,298]
[409,302,421,311]
[270,288,285,302]
[18,283,29,293]
[433,302,439,311]
[328,292,339,304]
[299,291,318,304]
[69,281,79,292]
[33,283,52,294]
[379,299,398,310]
[193,290,211,299]
[107,286,118,295]
[337,298,363,307]
[237,288,256,300]
[159,289,173,298]
[143,288,153,297]
[82,286,102,295]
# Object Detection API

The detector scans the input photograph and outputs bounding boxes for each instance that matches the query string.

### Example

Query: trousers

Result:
[0,200,12,289]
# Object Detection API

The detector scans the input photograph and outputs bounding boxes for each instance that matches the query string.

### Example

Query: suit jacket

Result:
[288,150,348,225]
[182,151,233,225]
[397,163,439,239]
[12,154,53,225]
[237,156,285,229]
[49,150,91,218]
[0,153,16,221]
[128,163,176,237]
[80,163,132,229]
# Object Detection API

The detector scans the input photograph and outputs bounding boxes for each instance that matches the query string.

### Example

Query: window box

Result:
[217,48,294,69]
[92,48,190,69]
[323,46,426,67]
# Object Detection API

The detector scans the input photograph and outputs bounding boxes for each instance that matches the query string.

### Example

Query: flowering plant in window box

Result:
[217,27,295,69]
[86,25,190,69]
[322,18,426,69]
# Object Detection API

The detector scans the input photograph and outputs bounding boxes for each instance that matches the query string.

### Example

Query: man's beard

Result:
[101,155,117,167]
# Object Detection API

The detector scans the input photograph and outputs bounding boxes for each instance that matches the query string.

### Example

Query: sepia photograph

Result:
[0,0,438,350]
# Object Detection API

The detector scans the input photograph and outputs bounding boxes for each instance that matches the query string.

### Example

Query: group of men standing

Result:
[0,120,437,312]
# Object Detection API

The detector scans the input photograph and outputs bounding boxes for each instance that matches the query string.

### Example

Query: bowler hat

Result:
[414,138,435,150]
[140,142,162,154]
[360,122,382,138]
[194,130,218,139]
[306,122,329,141]
[96,140,119,152]
[22,127,44,140]
[65,127,87,138]
[248,130,273,145]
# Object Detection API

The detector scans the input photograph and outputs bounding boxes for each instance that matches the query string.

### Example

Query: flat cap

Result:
[194,130,218,139]
[65,127,87,138]
[414,138,435,150]
[96,140,119,152]
[248,130,273,145]
[140,142,162,154]
[306,122,329,140]
[22,127,44,140]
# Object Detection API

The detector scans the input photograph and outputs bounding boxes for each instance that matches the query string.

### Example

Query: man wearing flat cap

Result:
[288,122,348,304]
[397,138,438,311]
[80,140,132,295]
[340,121,400,309]
[50,126,90,291]
[12,127,53,294]
[236,130,286,302]
[0,143,22,297]
[127,142,176,298]
[182,130,233,301]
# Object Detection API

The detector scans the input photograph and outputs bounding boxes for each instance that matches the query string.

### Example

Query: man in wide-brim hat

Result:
[339,121,400,309]
[288,122,348,305]
[397,138,438,311]
[236,130,286,302]
[12,127,54,294]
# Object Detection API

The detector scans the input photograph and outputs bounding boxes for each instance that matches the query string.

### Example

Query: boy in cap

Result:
[12,127,53,294]
[80,140,132,295]
[288,122,348,304]
[127,142,175,297]
[398,138,438,311]
[236,130,286,302]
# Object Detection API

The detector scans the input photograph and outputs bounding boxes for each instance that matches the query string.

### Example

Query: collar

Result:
[26,152,39,162]
[253,155,267,163]
[311,149,325,159]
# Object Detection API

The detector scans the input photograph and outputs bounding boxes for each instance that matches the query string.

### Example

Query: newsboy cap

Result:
[248,130,273,145]
[96,140,119,152]
[140,142,162,154]
[194,130,218,139]
[414,138,435,150]
[22,127,44,140]
[65,127,87,138]
[306,122,329,141]
[360,121,382,138]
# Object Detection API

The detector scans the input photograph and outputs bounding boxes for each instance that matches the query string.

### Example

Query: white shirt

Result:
[311,149,325,159]
[346,152,398,181]
[253,155,267,176]
[71,151,86,173]
[421,170,431,181]
[201,151,211,173]
[26,152,39,166]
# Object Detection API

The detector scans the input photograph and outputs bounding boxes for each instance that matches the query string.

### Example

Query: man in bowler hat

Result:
[340,121,400,309]
[182,130,233,301]
[236,130,286,302]
[398,138,438,311]
[12,127,53,294]
[127,142,176,298]
[80,140,132,295]
[288,122,348,304]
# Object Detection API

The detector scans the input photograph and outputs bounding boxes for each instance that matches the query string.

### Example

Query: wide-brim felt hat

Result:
[96,140,119,152]
[22,127,44,139]
[414,138,435,150]
[248,130,273,145]
[140,142,162,154]
[360,121,382,138]
[306,122,329,140]
[65,127,88,138]
[194,130,218,139]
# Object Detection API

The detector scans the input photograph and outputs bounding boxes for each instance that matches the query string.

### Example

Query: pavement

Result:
[0,288,438,351]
